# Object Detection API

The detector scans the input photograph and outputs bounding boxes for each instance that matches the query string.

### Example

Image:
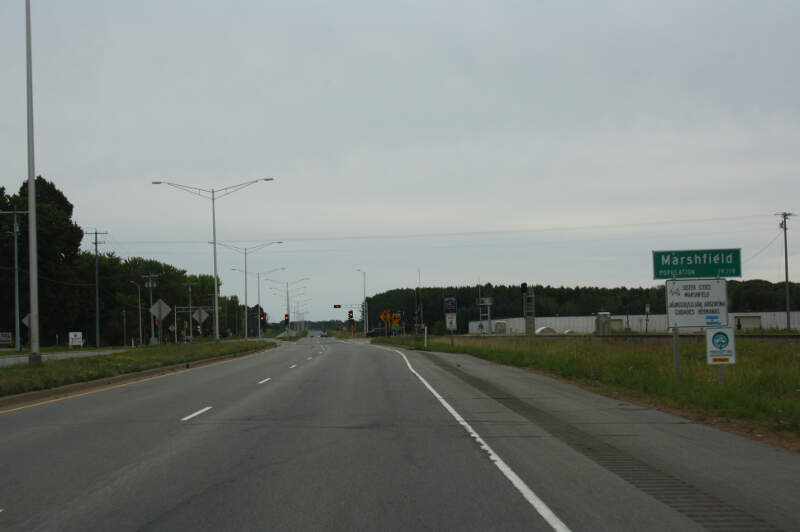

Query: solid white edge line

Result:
[180,406,213,422]
[289,364,297,369]
[384,346,571,532]
[258,377,271,384]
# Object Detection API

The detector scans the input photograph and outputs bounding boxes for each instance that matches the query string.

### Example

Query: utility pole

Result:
[777,212,795,330]
[2,210,27,352]
[143,273,161,344]
[129,281,143,346]
[184,282,195,342]
[89,229,108,347]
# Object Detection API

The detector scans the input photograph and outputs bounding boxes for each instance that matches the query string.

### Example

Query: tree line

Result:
[365,280,799,333]
[1,177,275,346]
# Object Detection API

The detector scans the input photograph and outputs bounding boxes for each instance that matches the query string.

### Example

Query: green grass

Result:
[0,341,276,397]
[374,335,800,433]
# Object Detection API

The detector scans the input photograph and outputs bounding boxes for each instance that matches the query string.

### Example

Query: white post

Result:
[424,325,428,348]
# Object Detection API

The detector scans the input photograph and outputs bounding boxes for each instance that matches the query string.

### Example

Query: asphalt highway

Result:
[0,334,797,531]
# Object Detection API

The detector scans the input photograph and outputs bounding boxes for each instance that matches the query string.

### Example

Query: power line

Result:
[742,231,783,264]
[99,213,771,245]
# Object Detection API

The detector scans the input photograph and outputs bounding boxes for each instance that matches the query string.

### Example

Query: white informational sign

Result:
[706,327,736,365]
[666,279,728,328]
[445,313,457,331]
[68,331,84,347]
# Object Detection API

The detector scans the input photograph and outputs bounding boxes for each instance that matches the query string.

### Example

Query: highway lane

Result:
[0,335,797,531]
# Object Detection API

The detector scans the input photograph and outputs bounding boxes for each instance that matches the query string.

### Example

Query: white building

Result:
[469,311,800,335]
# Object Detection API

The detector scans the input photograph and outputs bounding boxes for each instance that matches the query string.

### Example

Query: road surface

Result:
[0,334,797,531]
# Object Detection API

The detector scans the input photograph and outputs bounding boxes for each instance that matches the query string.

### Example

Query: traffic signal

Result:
[260,315,265,321]
[334,304,342,308]
[521,282,528,293]
[348,310,354,319]
[284,313,290,324]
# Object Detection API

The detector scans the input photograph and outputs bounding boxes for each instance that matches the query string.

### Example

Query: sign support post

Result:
[672,327,680,381]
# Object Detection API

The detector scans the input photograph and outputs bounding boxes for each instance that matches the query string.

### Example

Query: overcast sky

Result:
[2,1,798,321]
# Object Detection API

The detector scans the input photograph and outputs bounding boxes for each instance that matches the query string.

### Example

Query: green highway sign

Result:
[653,248,741,279]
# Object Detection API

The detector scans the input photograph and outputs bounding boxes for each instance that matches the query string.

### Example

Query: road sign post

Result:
[706,327,735,385]
[444,292,457,346]
[655,248,739,382]
[149,298,172,345]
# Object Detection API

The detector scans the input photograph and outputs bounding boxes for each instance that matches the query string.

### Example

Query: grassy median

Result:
[0,341,276,397]
[374,335,800,435]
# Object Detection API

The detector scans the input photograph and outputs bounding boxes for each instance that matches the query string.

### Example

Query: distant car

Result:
[366,328,385,337]
[320,331,328,337]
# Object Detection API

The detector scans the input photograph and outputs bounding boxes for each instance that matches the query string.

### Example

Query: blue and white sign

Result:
[706,327,736,365]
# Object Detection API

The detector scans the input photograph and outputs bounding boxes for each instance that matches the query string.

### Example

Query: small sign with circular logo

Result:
[705,327,735,365]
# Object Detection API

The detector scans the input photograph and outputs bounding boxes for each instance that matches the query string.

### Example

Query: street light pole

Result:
[25,0,41,365]
[152,178,275,343]
[211,188,219,341]
[218,241,282,340]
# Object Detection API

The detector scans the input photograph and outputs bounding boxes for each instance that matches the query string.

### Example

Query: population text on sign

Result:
[653,249,741,279]
[666,279,728,328]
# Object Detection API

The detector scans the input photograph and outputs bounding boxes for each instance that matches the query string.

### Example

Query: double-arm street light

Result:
[265,277,310,331]
[219,241,282,339]
[152,178,274,342]
[356,269,367,337]
[232,265,285,338]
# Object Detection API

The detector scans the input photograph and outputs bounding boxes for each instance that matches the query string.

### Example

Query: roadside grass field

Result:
[0,341,275,397]
[373,335,800,434]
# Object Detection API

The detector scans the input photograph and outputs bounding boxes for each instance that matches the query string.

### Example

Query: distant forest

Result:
[365,280,799,333]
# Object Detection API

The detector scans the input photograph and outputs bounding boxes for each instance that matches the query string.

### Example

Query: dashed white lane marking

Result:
[289,364,297,369]
[307,356,312,360]
[384,347,571,532]
[181,406,212,422]
[258,377,271,384]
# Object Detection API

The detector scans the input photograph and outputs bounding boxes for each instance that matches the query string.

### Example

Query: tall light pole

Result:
[152,178,274,342]
[218,241,282,339]
[129,280,143,346]
[357,269,367,337]
[25,0,41,365]
[232,265,285,338]
[266,277,309,336]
